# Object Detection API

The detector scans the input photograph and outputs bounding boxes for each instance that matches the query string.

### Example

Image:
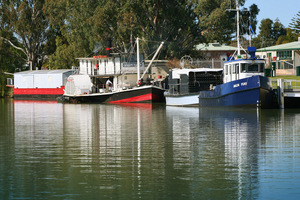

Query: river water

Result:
[1,99,300,200]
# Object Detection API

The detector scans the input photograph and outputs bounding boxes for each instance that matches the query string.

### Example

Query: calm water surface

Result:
[1,99,300,199]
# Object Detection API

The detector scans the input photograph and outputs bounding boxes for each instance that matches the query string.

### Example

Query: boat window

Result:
[225,65,228,75]
[241,64,246,72]
[259,63,264,72]
[248,64,259,72]
[235,64,239,74]
[232,64,236,74]
[229,64,231,74]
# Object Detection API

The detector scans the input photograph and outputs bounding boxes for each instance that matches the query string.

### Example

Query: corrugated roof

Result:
[257,41,300,52]
[195,43,237,51]
[15,69,74,75]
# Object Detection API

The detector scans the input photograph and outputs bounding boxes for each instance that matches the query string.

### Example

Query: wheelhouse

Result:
[224,59,265,83]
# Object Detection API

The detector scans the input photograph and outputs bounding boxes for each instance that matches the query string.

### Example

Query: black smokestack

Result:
[106,39,112,57]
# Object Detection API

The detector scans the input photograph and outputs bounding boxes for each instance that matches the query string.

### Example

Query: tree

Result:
[273,19,286,40]
[45,0,100,68]
[289,10,300,35]
[248,4,260,34]
[45,0,202,62]
[130,0,201,57]
[0,30,25,97]
[276,28,297,45]
[0,0,51,69]
[252,18,286,48]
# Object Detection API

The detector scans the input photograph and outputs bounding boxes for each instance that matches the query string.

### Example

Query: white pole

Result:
[236,0,240,56]
[140,41,164,80]
[249,25,252,47]
[136,37,140,84]
[277,79,284,109]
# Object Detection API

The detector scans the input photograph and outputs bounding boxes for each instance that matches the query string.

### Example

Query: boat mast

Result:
[136,37,140,83]
[236,0,240,56]
[227,0,243,59]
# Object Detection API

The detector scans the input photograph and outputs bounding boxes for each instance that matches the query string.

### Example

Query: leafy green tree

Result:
[0,0,51,69]
[248,4,260,34]
[273,19,286,40]
[45,0,109,68]
[46,0,202,61]
[130,0,201,57]
[252,18,286,48]
[192,0,260,44]
[276,28,297,45]
[0,30,25,97]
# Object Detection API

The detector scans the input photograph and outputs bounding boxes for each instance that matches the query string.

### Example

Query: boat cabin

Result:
[77,54,146,92]
[224,47,265,83]
[167,68,223,95]
[224,59,265,83]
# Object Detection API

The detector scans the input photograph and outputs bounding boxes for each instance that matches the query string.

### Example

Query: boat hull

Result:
[198,76,274,108]
[164,93,199,106]
[64,85,165,104]
[13,86,65,100]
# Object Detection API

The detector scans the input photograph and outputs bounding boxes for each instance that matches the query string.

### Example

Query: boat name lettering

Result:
[233,84,240,88]
[233,82,247,88]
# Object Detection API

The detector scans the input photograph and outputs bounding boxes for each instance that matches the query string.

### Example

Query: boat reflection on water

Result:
[166,106,263,199]
[13,100,65,148]
[8,100,300,199]
[199,107,262,199]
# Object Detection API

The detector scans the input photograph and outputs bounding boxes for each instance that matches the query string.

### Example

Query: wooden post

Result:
[277,79,284,109]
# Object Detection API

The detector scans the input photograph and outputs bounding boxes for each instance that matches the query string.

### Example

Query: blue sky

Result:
[243,0,299,34]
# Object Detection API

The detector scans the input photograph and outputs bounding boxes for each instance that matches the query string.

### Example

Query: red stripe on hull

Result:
[14,100,58,104]
[13,86,65,95]
[109,93,159,103]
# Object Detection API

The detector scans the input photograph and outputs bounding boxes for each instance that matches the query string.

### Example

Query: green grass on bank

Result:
[269,76,300,89]
[269,76,300,80]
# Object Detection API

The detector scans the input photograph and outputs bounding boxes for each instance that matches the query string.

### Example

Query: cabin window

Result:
[229,64,232,74]
[225,65,228,75]
[259,63,264,72]
[241,64,246,72]
[235,64,239,74]
[86,60,88,74]
[232,64,236,74]
[248,64,259,72]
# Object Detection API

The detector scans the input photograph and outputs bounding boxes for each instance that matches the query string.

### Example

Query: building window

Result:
[277,51,292,60]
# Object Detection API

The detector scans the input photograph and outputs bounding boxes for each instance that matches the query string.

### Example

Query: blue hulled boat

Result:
[198,70,274,108]
[199,48,274,108]
[198,0,274,108]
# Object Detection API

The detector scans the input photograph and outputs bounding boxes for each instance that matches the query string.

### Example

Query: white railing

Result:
[274,60,294,69]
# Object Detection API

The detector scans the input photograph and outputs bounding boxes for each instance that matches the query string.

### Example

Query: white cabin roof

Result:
[14,69,74,75]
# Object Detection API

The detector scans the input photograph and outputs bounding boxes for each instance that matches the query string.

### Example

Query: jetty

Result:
[273,79,300,109]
